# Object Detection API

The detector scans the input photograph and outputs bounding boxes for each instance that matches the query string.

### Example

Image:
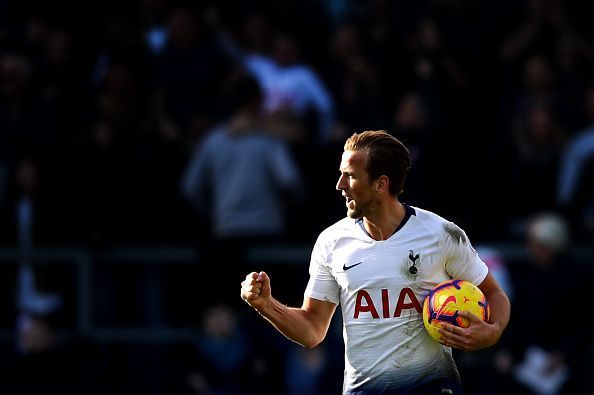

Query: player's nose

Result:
[336,175,346,191]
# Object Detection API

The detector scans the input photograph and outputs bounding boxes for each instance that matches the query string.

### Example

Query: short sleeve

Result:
[304,237,340,304]
[441,222,489,286]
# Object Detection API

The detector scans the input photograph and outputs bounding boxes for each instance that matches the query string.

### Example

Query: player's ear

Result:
[376,175,389,193]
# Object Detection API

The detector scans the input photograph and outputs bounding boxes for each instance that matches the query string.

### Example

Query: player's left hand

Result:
[437,310,501,351]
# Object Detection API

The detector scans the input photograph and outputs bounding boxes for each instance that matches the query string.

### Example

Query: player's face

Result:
[336,150,378,219]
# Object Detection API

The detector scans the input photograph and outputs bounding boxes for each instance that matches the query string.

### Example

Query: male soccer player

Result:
[241,130,510,394]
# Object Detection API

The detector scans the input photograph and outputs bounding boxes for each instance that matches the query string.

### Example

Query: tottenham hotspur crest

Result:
[408,250,420,275]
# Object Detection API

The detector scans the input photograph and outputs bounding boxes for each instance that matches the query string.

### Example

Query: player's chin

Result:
[346,208,362,219]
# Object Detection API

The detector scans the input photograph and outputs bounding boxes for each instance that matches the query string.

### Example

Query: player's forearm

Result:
[487,289,511,338]
[255,297,325,348]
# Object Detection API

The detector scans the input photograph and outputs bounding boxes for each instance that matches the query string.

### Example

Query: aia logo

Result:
[354,287,422,319]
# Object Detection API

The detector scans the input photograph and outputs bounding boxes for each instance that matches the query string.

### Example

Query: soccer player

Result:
[240,130,511,394]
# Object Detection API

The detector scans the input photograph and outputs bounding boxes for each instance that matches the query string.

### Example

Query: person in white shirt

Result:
[241,130,510,394]
[214,21,336,145]
[242,33,336,145]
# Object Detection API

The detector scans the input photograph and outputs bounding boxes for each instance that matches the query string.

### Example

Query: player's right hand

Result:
[240,271,271,311]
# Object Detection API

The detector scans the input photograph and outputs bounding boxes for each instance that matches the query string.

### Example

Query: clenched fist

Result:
[240,271,271,311]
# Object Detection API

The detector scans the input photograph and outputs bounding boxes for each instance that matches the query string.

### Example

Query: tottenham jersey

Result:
[304,205,488,394]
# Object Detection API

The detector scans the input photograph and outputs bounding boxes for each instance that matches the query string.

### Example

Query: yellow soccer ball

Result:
[422,279,490,343]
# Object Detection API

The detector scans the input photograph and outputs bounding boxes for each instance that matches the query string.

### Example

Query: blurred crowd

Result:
[1,0,594,394]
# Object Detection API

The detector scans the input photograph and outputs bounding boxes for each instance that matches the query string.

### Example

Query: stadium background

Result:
[1,0,594,394]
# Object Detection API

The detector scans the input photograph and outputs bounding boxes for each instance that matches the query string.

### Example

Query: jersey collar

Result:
[356,203,416,240]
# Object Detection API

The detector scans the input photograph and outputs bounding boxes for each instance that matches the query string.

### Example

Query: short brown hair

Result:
[344,130,411,196]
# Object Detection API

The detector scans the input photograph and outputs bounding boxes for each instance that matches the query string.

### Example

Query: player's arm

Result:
[478,271,511,338]
[439,271,511,351]
[241,271,337,348]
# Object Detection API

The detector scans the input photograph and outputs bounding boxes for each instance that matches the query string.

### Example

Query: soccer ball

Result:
[422,279,490,343]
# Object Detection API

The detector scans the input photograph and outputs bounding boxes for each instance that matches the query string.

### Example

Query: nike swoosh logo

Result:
[343,261,363,271]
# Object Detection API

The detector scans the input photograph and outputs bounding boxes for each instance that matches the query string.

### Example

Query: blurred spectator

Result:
[493,212,590,395]
[83,51,193,245]
[185,303,283,395]
[80,61,156,246]
[499,0,567,66]
[0,309,100,395]
[180,71,303,305]
[320,23,383,135]
[557,85,594,241]
[285,345,329,395]
[187,304,250,395]
[517,55,557,116]
[233,0,332,69]
[151,7,231,145]
[0,159,45,246]
[506,102,566,235]
[214,15,337,145]
[397,15,466,124]
[0,158,64,335]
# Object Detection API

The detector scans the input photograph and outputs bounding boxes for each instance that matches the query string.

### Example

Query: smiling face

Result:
[336,150,378,219]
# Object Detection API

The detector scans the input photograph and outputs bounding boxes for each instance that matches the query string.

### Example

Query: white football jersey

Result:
[304,205,488,394]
